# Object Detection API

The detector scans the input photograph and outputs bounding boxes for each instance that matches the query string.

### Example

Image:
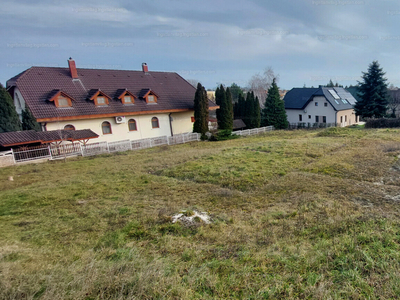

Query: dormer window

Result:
[88,89,111,106]
[116,89,136,105]
[124,96,133,103]
[97,96,106,105]
[48,90,74,108]
[139,89,159,104]
[57,95,71,107]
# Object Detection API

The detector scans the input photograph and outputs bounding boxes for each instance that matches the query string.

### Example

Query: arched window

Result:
[102,121,112,134]
[64,124,75,131]
[128,119,137,131]
[151,117,159,128]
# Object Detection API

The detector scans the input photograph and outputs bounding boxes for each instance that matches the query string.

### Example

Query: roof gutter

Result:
[169,113,173,137]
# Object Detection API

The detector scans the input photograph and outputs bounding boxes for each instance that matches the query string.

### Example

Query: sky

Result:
[2,0,400,90]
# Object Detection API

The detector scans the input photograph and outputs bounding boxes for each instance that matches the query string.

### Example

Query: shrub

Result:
[365,118,400,128]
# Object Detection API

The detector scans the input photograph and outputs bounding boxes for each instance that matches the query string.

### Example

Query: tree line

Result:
[193,79,288,138]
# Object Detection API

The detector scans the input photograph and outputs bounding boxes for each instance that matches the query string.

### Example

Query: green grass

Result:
[2,128,400,299]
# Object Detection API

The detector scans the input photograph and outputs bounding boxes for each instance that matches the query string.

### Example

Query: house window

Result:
[57,96,71,107]
[315,116,319,123]
[323,116,326,123]
[147,95,156,103]
[151,117,159,128]
[340,116,343,123]
[345,115,347,122]
[324,102,328,107]
[128,119,137,131]
[308,115,311,119]
[102,121,112,134]
[64,124,75,131]
[124,96,133,104]
[299,114,302,121]
[97,96,106,105]
[315,102,318,106]
[191,116,195,123]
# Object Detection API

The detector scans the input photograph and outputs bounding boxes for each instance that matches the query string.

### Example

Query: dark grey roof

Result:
[233,119,246,129]
[283,88,318,109]
[284,87,355,111]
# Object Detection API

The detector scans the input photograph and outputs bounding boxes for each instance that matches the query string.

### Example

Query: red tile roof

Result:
[0,129,99,147]
[7,65,218,122]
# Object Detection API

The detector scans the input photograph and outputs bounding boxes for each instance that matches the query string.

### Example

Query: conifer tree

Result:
[253,95,261,128]
[355,61,388,118]
[216,84,233,131]
[261,78,288,129]
[0,83,22,133]
[193,83,209,137]
[22,105,41,131]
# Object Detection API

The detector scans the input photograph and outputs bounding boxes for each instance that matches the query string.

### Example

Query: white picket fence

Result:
[232,126,274,136]
[4,127,275,166]
[9,132,201,164]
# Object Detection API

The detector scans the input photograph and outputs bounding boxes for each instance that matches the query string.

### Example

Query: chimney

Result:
[68,57,79,79]
[142,63,148,73]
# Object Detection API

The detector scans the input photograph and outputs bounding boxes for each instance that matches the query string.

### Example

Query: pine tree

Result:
[326,79,335,87]
[261,78,288,129]
[0,83,22,133]
[193,83,209,138]
[216,85,233,131]
[22,105,41,131]
[355,61,388,118]
[253,95,261,128]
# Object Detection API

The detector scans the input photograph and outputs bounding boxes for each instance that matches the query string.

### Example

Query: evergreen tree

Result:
[193,83,209,137]
[355,61,388,118]
[253,95,261,128]
[216,84,233,131]
[326,79,335,87]
[243,92,252,127]
[225,87,234,130]
[229,83,244,103]
[22,105,41,131]
[261,78,288,129]
[0,83,22,133]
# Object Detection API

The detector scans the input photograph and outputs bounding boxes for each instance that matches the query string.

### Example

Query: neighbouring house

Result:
[6,59,218,143]
[283,86,359,127]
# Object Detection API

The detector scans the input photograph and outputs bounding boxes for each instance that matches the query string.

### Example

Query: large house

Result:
[6,59,218,143]
[283,86,359,127]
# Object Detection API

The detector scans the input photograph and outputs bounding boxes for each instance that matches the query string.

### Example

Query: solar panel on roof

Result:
[328,89,340,99]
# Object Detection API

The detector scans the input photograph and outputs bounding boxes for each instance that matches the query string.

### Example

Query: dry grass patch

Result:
[2,128,400,298]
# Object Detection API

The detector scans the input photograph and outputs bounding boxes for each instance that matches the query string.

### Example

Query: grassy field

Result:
[2,127,400,299]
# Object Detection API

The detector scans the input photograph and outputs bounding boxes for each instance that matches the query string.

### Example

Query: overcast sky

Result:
[2,0,400,90]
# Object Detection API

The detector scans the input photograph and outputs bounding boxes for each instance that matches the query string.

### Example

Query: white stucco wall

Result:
[170,111,194,135]
[286,96,357,127]
[45,111,194,143]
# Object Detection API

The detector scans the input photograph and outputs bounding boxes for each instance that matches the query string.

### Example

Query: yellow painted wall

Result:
[45,111,194,143]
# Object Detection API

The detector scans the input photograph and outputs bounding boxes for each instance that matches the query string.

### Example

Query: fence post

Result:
[106,142,110,153]
[48,145,53,160]
[10,148,16,165]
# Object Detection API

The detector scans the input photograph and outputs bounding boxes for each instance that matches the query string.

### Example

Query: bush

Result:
[365,118,400,128]
[209,129,239,141]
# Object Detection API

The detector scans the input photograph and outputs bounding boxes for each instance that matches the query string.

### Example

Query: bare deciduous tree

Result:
[186,79,200,88]
[248,67,279,108]
[388,87,400,118]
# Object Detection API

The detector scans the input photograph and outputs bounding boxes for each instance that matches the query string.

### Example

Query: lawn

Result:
[2,127,400,299]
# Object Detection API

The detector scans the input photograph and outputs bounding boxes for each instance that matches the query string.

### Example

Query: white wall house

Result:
[6,60,218,143]
[284,87,358,127]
